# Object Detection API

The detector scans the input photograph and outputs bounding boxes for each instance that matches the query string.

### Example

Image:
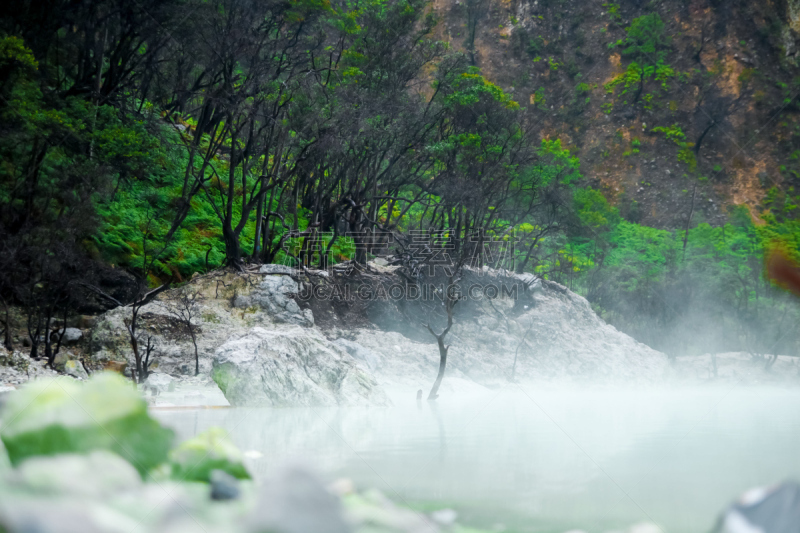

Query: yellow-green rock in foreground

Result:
[0,373,173,476]
[169,427,250,482]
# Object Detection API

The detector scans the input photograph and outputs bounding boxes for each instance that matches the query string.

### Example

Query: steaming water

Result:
[156,385,800,532]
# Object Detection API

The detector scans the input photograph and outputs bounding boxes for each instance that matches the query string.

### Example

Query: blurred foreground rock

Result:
[169,427,250,482]
[0,373,173,475]
[716,481,800,533]
[250,465,349,533]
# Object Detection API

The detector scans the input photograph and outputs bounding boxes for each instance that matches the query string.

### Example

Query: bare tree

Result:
[165,286,203,376]
[0,296,12,351]
[125,286,169,384]
[132,334,158,384]
[425,273,459,400]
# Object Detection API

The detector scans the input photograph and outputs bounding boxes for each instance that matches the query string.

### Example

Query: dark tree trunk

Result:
[190,329,199,376]
[223,226,243,271]
[426,277,456,400]
[428,339,448,400]
[43,313,53,367]
[1,297,12,351]
[253,193,264,260]
[28,312,42,360]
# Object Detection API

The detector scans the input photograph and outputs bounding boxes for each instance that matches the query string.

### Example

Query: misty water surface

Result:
[156,385,800,533]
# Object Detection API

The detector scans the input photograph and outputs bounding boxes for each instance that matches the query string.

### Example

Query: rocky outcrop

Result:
[84,271,393,406]
[87,272,316,377]
[233,275,314,327]
[212,326,389,407]
[0,350,58,387]
[76,264,675,407]
[446,277,668,384]
[320,270,668,388]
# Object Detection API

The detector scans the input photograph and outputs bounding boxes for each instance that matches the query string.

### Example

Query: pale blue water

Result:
[155,385,800,533]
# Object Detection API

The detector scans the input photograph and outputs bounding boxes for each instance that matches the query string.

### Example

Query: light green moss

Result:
[169,427,250,482]
[0,373,173,477]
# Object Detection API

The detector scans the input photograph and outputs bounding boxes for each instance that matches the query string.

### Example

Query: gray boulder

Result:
[212,326,389,407]
[51,351,87,379]
[0,451,145,533]
[63,360,88,380]
[235,275,313,327]
[144,372,175,394]
[58,328,83,345]
[351,274,668,386]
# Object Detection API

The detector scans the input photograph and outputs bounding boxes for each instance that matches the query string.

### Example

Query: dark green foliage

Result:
[612,13,670,62]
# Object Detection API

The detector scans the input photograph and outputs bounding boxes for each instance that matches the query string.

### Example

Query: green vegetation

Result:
[2,0,800,360]
[0,373,174,476]
[549,195,800,356]
[651,124,697,170]
[169,427,250,482]
[606,14,674,104]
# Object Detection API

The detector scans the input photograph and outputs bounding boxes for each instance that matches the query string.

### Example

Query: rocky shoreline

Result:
[2,263,799,406]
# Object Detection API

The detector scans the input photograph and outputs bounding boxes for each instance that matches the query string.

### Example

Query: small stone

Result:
[78,315,96,328]
[210,469,240,500]
[103,360,128,374]
[52,351,70,371]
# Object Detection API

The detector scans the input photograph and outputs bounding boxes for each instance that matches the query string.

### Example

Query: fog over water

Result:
[156,384,800,532]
